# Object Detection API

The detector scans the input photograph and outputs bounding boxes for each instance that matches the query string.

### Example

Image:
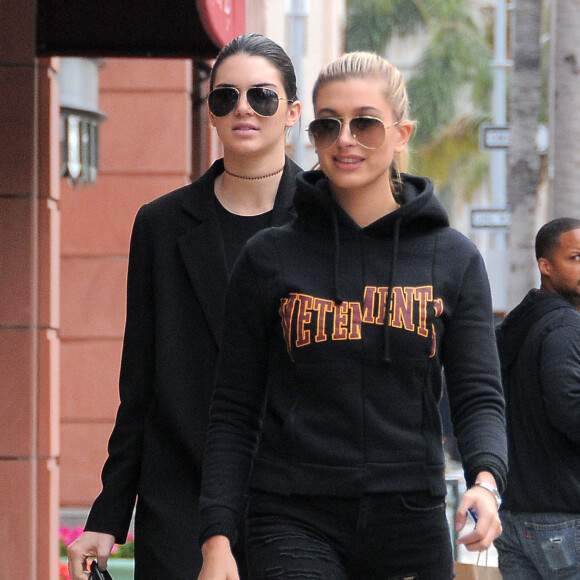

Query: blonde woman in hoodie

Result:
[198,52,506,580]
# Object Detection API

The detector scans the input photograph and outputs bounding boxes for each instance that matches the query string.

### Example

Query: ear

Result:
[538,257,551,278]
[395,122,413,153]
[208,110,217,128]
[285,100,302,128]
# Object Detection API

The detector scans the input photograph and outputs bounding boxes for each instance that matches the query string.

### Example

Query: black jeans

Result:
[246,489,454,580]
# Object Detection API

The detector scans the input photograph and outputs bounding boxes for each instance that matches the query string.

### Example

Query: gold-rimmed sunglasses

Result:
[307,116,400,150]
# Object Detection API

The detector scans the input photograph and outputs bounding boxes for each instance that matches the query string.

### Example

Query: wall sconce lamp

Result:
[59,58,106,186]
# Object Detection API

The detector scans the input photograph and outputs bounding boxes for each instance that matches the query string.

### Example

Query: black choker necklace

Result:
[224,166,284,181]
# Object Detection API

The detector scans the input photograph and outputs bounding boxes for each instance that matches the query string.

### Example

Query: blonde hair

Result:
[312,51,413,174]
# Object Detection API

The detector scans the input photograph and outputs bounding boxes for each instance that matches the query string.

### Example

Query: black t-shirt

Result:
[214,195,273,272]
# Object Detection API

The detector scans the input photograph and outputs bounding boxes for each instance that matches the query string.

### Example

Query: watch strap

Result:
[473,481,502,509]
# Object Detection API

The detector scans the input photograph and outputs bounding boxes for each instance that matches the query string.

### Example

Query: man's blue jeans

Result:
[495,510,580,579]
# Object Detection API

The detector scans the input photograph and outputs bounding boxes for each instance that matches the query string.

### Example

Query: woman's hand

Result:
[198,535,240,580]
[455,473,502,551]
[66,531,115,580]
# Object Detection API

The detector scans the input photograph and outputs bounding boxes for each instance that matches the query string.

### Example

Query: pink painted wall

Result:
[0,0,61,574]
[59,58,195,508]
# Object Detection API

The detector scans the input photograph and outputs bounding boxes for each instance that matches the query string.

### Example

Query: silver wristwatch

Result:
[474,482,502,509]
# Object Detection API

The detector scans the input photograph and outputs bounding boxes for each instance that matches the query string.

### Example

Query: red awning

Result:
[36,0,246,58]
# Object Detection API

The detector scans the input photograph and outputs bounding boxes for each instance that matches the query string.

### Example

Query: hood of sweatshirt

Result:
[295,170,449,237]
[294,170,450,362]
[496,288,577,371]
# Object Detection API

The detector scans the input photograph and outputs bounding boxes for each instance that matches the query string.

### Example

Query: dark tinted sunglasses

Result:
[207,87,293,117]
[307,116,400,150]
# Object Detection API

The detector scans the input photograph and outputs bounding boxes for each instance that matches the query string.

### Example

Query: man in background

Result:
[495,217,580,579]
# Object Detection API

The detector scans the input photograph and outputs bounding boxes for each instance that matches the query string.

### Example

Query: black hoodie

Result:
[199,170,507,545]
[496,289,580,513]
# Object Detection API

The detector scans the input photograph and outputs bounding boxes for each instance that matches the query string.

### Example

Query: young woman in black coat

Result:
[66,33,302,580]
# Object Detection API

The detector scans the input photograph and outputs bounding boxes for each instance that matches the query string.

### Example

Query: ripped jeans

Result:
[245,489,453,580]
[495,510,580,579]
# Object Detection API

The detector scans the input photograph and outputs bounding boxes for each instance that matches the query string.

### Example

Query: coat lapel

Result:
[178,161,228,346]
[271,157,301,226]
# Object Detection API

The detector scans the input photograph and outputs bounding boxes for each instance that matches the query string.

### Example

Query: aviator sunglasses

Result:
[307,116,400,150]
[207,86,293,118]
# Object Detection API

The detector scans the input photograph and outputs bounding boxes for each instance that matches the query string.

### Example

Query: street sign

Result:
[479,124,510,151]
[471,208,511,228]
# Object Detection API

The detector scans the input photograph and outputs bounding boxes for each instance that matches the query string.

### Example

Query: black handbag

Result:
[89,560,114,580]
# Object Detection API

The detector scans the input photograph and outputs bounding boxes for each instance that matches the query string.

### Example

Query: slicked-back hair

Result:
[535,217,580,260]
[209,33,298,101]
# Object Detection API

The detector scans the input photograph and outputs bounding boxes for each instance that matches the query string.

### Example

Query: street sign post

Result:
[479,124,510,151]
[471,208,511,229]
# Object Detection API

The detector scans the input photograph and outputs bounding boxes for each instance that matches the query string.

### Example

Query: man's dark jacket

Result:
[496,289,580,513]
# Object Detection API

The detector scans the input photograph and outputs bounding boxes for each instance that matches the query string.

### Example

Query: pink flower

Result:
[59,525,135,559]
[59,525,83,546]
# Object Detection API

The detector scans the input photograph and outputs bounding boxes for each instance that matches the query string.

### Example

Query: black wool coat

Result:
[85,157,301,578]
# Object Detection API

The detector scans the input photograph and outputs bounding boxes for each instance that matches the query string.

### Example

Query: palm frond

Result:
[346,0,427,52]
[407,17,492,146]
[409,113,490,202]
